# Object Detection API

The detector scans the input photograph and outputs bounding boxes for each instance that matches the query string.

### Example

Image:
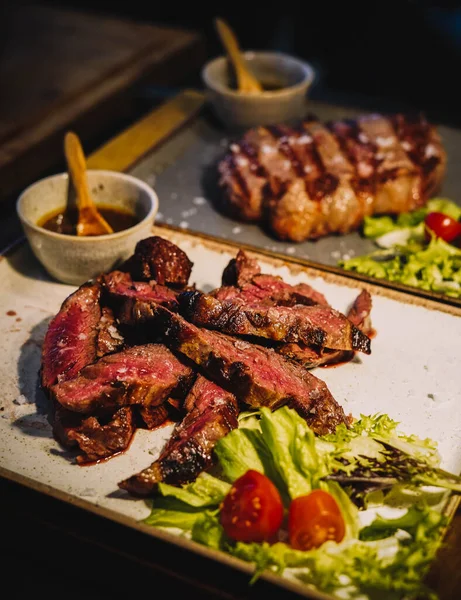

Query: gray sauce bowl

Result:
[16,170,158,286]
[202,51,315,130]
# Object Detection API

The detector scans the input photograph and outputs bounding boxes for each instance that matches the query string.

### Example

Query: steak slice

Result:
[119,302,347,434]
[102,270,178,310]
[218,251,328,306]
[221,249,261,286]
[279,290,373,368]
[53,403,135,464]
[179,290,371,353]
[122,236,193,288]
[96,307,124,358]
[41,282,101,391]
[119,375,239,496]
[138,403,170,429]
[51,344,193,413]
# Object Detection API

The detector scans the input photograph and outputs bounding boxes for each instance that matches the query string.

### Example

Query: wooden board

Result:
[0,2,205,203]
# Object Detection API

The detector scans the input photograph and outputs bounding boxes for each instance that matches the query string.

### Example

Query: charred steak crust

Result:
[179,290,371,353]
[218,115,446,242]
[119,376,239,496]
[41,281,102,391]
[51,344,193,413]
[123,302,347,434]
[122,236,193,288]
[52,403,136,464]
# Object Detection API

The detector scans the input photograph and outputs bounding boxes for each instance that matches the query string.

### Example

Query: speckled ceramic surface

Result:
[1,226,460,597]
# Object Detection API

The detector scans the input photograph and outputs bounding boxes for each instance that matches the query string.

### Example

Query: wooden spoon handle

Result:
[64,131,93,209]
[214,18,262,93]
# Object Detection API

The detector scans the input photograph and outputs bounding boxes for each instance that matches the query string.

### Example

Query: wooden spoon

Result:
[214,18,263,94]
[64,131,114,236]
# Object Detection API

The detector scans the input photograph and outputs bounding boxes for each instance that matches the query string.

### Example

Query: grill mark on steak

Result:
[51,344,193,413]
[119,375,239,496]
[52,402,135,464]
[179,290,371,353]
[120,302,347,434]
[121,236,193,288]
[278,290,373,368]
[217,114,446,242]
[41,282,101,391]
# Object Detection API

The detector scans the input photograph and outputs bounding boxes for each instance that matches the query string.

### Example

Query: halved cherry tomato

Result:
[424,212,461,245]
[288,489,346,551]
[219,469,284,543]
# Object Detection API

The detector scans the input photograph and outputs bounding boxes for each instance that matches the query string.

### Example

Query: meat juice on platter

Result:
[218,113,447,242]
[40,235,372,490]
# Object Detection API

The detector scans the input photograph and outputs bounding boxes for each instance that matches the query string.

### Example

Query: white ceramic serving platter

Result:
[1,225,461,599]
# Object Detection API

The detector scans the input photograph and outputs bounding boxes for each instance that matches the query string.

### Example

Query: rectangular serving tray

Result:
[1,225,460,600]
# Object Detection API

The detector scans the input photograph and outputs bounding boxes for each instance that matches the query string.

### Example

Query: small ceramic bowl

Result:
[201,51,315,130]
[17,170,158,286]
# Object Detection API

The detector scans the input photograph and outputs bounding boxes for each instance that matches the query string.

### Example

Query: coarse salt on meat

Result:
[376,136,394,148]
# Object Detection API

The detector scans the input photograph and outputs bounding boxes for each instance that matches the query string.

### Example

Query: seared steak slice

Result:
[41,282,101,391]
[138,403,170,429]
[119,376,239,496]
[96,307,124,357]
[221,249,261,286]
[102,270,178,310]
[218,114,446,242]
[120,302,347,434]
[53,403,135,464]
[122,236,193,288]
[51,344,192,413]
[218,251,328,307]
[279,290,373,368]
[179,290,371,353]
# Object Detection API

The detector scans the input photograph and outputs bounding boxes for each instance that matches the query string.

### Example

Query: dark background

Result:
[32,0,461,126]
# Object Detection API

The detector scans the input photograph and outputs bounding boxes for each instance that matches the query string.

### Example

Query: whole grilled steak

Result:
[41,282,102,391]
[51,344,193,413]
[119,302,347,434]
[218,114,446,242]
[119,375,239,496]
[180,290,370,352]
[53,403,136,464]
[122,236,193,287]
[279,289,373,368]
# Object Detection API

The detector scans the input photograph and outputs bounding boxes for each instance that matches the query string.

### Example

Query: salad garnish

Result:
[339,198,461,298]
[143,406,461,599]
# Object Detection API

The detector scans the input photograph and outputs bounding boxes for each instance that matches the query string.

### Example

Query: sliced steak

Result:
[221,249,261,286]
[119,302,347,434]
[122,236,193,288]
[53,403,135,464]
[41,282,101,391]
[96,307,124,358]
[138,403,170,429]
[119,375,239,496]
[51,344,192,413]
[179,290,371,353]
[102,270,178,310]
[279,290,373,368]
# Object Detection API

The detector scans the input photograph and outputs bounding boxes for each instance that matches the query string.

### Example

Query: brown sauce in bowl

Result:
[38,205,139,236]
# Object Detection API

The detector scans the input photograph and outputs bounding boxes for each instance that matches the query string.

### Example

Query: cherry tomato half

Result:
[424,212,461,245]
[289,489,346,551]
[219,469,284,543]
